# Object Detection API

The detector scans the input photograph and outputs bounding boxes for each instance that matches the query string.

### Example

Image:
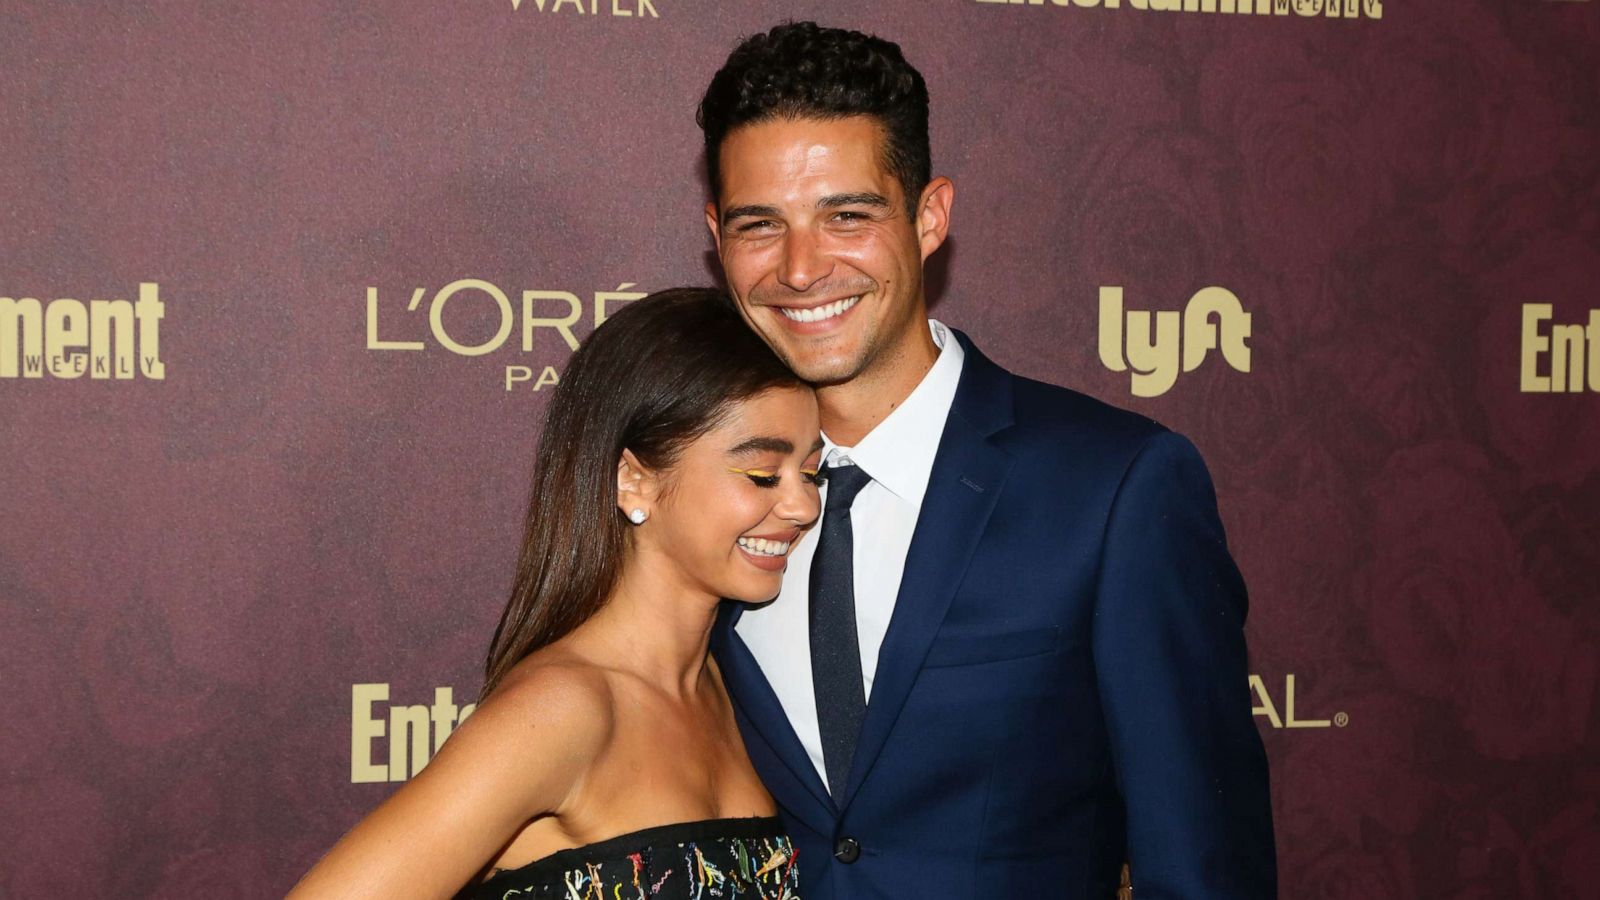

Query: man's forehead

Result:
[720,115,897,194]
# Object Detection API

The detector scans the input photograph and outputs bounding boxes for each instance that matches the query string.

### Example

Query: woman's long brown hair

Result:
[479,288,802,701]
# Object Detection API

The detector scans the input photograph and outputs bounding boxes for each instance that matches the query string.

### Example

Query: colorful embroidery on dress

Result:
[482,832,798,900]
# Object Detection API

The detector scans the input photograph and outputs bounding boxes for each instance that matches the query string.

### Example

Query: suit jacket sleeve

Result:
[1092,430,1278,898]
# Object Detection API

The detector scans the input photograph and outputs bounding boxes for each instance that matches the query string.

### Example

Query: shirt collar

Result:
[824,319,965,507]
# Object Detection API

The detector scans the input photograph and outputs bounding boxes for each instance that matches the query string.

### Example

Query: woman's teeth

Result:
[780,295,860,323]
[738,537,791,557]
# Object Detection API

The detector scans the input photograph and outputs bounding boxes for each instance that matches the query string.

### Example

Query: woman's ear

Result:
[616,449,657,523]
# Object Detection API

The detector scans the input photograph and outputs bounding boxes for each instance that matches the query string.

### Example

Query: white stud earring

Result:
[628,508,648,524]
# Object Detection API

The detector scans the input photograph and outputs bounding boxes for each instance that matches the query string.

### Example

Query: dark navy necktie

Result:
[810,461,874,797]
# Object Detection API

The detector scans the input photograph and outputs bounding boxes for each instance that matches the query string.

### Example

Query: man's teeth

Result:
[780,295,860,323]
[737,537,792,557]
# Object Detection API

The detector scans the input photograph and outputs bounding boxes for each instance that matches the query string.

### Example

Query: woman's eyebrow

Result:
[729,435,794,455]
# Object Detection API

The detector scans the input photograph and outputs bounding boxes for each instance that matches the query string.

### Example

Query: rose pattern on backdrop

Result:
[1,1,1597,897]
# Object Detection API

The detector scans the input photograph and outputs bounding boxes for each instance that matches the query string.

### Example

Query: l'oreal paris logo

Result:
[365,278,648,391]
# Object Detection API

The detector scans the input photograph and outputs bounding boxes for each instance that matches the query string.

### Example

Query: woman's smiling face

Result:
[631,385,823,604]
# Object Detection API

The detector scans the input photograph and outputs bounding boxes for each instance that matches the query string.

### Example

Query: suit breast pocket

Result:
[921,625,1061,668]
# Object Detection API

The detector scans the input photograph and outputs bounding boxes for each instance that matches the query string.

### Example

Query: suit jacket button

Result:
[833,837,861,864]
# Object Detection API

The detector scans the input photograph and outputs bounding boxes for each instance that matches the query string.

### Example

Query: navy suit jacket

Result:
[712,333,1276,899]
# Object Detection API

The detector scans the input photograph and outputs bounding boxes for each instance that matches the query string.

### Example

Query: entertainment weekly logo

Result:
[1,282,167,381]
[1099,286,1252,397]
[350,673,1342,783]
[350,683,477,783]
[974,0,1383,18]
[364,278,647,390]
[1520,303,1599,393]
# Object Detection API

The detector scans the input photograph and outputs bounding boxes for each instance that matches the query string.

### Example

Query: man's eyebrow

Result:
[809,437,825,453]
[818,192,891,210]
[729,436,795,455]
[722,204,782,225]
[722,194,891,225]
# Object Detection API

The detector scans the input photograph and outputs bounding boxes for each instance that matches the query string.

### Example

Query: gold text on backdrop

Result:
[974,0,1382,18]
[1520,303,1599,392]
[365,279,646,390]
[508,0,659,16]
[1099,286,1252,397]
[1,282,166,381]
[350,684,477,783]
[348,675,1339,786]
[1249,673,1347,729]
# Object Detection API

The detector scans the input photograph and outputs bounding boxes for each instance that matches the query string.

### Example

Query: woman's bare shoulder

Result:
[453,649,618,771]
[284,651,620,899]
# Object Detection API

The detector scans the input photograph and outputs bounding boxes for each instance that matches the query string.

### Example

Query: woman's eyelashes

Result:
[729,467,780,488]
[727,466,825,488]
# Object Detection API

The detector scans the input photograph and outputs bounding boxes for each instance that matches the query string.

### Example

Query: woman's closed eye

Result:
[728,467,824,488]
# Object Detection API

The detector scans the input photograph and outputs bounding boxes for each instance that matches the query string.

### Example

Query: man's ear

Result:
[916,176,955,262]
[704,202,724,256]
[616,448,659,519]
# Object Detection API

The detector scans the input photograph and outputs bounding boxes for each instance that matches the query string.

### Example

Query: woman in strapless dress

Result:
[289,288,820,899]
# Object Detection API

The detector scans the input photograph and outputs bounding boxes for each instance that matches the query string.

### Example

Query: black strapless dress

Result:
[459,816,799,900]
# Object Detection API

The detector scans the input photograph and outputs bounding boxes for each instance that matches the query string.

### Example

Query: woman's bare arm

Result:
[286,663,613,900]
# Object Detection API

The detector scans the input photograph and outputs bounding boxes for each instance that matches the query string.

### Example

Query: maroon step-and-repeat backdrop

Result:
[2,0,1597,896]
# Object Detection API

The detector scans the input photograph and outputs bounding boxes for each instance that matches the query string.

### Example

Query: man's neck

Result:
[816,324,940,446]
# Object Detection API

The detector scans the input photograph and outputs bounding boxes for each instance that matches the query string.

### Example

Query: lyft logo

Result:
[1098,286,1252,397]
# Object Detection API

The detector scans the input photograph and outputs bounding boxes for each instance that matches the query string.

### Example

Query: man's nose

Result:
[777,230,832,293]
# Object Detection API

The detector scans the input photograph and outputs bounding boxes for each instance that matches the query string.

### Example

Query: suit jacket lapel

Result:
[712,601,838,829]
[839,334,1015,809]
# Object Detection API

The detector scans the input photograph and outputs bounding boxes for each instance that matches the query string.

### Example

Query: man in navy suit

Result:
[699,22,1276,899]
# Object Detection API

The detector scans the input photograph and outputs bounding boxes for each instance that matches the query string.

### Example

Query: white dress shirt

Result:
[736,320,966,790]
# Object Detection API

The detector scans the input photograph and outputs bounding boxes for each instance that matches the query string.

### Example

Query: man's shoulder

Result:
[949,331,1189,481]
[1006,371,1165,443]
[964,345,1168,452]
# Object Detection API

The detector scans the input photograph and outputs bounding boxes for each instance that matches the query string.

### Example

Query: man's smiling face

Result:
[706,115,950,387]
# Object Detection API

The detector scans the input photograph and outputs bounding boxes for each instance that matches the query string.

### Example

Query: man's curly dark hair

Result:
[697,21,931,218]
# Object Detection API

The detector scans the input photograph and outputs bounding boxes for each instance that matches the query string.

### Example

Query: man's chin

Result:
[758,326,871,385]
[782,354,866,387]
